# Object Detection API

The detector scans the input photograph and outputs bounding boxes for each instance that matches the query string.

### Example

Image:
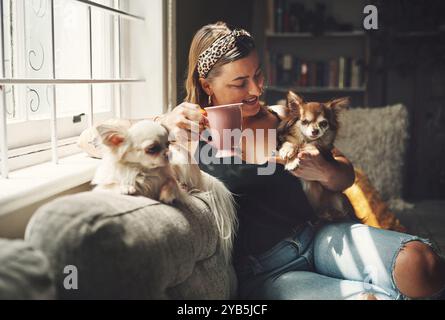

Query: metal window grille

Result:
[0,0,146,178]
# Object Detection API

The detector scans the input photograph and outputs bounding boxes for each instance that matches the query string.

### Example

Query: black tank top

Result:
[195,139,316,261]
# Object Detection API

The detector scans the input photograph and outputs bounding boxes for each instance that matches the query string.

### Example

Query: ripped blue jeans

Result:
[235,222,438,300]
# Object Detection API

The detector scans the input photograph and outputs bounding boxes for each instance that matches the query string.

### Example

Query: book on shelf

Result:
[350,59,363,88]
[272,0,302,33]
[266,0,275,34]
[268,0,358,34]
[298,61,308,87]
[267,53,364,90]
[328,59,338,88]
[275,0,283,33]
[308,61,317,87]
[338,56,345,89]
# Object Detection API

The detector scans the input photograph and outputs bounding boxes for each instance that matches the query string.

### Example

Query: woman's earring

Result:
[208,95,212,106]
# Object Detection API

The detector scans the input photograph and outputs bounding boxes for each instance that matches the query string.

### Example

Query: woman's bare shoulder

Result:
[262,105,281,128]
[247,105,280,129]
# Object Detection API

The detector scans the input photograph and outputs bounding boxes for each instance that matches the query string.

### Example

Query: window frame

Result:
[0,0,174,217]
[4,0,122,147]
[0,0,161,176]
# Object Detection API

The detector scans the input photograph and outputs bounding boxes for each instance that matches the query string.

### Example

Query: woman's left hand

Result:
[268,144,355,191]
[269,144,332,183]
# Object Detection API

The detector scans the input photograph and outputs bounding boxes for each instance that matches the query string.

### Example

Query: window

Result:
[0,0,167,177]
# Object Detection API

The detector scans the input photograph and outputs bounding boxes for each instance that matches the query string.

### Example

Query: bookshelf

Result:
[266,30,366,38]
[267,85,366,94]
[262,0,369,107]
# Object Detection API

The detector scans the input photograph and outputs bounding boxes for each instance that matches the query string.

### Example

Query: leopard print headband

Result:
[197,29,252,79]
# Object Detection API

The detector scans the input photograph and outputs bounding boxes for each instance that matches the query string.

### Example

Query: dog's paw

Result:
[279,145,296,160]
[159,190,176,204]
[285,157,300,171]
[120,185,137,195]
[159,179,179,204]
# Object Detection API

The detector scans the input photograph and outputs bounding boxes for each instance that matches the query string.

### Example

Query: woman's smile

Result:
[242,96,258,106]
[241,96,260,117]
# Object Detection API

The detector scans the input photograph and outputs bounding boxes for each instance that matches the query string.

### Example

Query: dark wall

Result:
[175,0,445,200]
[175,0,256,103]
[367,0,445,200]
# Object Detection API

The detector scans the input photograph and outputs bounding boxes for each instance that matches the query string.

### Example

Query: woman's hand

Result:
[268,144,355,192]
[287,144,332,182]
[157,102,209,143]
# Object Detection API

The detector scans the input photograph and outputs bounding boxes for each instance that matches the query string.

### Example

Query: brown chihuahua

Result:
[269,91,354,223]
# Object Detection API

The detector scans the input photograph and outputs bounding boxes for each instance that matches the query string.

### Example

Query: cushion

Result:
[336,104,410,205]
[25,191,237,299]
[344,169,407,233]
[0,239,55,299]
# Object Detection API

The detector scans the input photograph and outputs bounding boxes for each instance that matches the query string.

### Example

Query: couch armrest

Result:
[0,239,55,299]
[25,191,237,299]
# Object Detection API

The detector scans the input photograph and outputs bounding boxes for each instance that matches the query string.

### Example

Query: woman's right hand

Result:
[158,102,209,142]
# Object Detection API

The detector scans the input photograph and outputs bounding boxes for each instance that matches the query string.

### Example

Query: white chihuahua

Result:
[92,120,238,263]
[92,120,184,204]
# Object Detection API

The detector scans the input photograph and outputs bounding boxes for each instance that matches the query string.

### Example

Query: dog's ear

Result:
[267,104,289,120]
[95,124,127,148]
[326,97,349,131]
[327,97,350,112]
[268,91,303,120]
[287,91,303,114]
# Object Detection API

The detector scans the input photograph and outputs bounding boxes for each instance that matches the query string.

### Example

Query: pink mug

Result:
[202,103,243,158]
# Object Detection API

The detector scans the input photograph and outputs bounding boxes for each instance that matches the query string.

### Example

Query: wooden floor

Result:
[396,200,445,255]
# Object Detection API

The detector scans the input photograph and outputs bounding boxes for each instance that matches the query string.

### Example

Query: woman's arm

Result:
[269,144,355,192]
[77,103,208,159]
[319,148,355,192]
[294,145,355,192]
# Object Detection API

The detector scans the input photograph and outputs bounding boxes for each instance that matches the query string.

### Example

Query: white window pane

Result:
[91,2,114,113]
[55,84,89,117]
[4,86,17,121]
[23,0,53,119]
[2,1,19,122]
[117,0,130,12]
[24,0,53,78]
[53,0,90,78]
[93,84,115,112]
[53,0,90,116]
[23,84,53,120]
[119,0,144,17]
[119,19,144,79]
[2,0,146,151]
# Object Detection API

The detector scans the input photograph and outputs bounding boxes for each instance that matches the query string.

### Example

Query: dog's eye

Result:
[319,120,328,128]
[145,144,161,154]
[301,120,309,126]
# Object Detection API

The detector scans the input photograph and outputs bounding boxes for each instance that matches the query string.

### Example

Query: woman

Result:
[156,22,445,299]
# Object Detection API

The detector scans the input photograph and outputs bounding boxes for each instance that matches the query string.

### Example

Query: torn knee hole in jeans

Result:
[391,238,439,299]
[358,292,378,300]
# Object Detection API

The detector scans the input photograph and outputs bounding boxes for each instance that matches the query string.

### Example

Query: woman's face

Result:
[206,50,264,118]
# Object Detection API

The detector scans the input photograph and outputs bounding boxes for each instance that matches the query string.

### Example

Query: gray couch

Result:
[1,103,444,299]
[23,191,236,299]
[0,239,54,299]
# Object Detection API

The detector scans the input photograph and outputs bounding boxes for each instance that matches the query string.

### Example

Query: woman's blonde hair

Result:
[185,22,256,107]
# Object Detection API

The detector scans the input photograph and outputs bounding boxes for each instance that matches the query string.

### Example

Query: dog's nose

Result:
[312,129,319,136]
